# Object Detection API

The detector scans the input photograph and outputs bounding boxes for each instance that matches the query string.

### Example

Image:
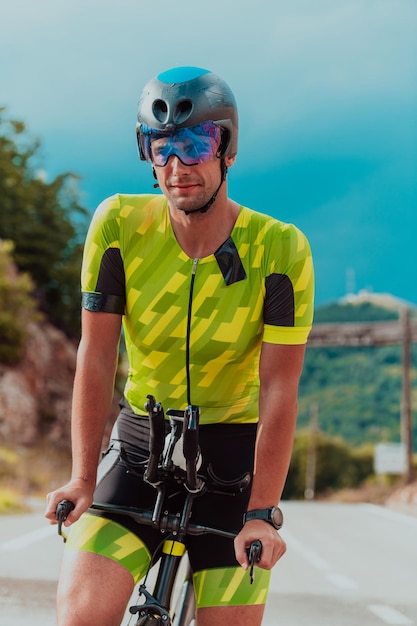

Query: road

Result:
[0,500,416,625]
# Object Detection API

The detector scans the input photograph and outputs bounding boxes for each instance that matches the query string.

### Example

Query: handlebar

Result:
[90,501,236,539]
[144,394,166,485]
[56,499,262,583]
[181,404,200,492]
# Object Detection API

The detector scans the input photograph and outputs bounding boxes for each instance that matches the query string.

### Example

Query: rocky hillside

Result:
[0,321,77,448]
[0,321,122,450]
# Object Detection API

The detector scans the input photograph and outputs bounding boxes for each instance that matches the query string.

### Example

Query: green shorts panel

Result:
[193,565,271,608]
[66,512,151,583]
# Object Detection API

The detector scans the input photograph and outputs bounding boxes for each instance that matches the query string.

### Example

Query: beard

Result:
[165,179,222,215]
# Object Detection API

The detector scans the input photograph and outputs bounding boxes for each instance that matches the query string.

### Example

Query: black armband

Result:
[82,292,125,314]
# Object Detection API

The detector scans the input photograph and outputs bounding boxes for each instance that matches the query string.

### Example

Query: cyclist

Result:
[45,66,314,626]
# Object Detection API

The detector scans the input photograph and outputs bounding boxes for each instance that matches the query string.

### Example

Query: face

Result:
[153,154,228,214]
[141,122,235,214]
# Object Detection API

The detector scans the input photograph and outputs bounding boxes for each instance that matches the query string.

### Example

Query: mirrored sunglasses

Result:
[139,121,222,167]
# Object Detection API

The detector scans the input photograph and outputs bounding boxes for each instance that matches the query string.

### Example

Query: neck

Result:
[168,195,240,259]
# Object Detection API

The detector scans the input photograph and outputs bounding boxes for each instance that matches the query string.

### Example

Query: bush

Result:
[283,430,374,499]
[0,240,41,363]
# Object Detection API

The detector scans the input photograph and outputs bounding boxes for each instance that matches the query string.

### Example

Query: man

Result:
[45,66,314,626]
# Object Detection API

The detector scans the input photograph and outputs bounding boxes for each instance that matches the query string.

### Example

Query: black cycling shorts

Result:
[91,399,257,573]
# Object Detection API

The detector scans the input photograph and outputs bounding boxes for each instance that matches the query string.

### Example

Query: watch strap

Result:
[244,508,271,523]
[243,506,283,529]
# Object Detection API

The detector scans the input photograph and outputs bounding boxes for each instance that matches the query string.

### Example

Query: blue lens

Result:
[140,122,221,167]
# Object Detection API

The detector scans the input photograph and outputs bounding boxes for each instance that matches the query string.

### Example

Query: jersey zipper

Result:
[185,258,198,406]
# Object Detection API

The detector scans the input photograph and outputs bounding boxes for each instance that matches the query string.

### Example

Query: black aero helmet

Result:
[137,66,238,160]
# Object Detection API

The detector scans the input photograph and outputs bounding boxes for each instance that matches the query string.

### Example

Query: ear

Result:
[225,155,236,168]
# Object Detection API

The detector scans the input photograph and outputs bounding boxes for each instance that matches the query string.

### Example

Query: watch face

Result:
[271,507,283,528]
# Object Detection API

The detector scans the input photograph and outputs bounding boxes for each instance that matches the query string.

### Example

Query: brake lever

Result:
[56,500,75,543]
[247,539,262,584]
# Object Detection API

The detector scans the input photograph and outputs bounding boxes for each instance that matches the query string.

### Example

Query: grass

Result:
[0,487,31,514]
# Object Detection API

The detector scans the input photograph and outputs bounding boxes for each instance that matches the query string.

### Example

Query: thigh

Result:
[186,424,272,610]
[92,410,170,555]
[192,563,271,610]
[65,409,170,584]
[57,549,134,626]
[187,423,257,571]
[196,604,265,626]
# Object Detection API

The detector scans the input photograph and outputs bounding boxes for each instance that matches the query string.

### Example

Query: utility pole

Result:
[400,308,414,484]
[305,403,319,500]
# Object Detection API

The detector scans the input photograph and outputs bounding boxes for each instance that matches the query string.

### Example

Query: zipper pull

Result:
[192,258,198,275]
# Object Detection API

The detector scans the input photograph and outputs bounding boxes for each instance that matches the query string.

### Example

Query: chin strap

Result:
[184,160,228,215]
[151,160,228,211]
[152,167,160,189]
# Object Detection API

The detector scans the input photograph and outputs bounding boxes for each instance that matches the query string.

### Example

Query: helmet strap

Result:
[152,167,160,189]
[184,159,228,215]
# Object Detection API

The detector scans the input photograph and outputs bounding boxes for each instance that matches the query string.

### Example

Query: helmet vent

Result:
[152,99,169,123]
[174,99,193,124]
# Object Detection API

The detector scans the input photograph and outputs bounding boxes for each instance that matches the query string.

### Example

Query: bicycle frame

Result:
[90,487,240,625]
[56,396,260,626]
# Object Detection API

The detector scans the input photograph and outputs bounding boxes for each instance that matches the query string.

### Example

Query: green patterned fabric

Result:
[66,513,151,583]
[81,194,314,423]
[193,565,271,607]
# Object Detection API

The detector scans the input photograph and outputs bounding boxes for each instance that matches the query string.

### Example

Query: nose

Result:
[167,155,190,173]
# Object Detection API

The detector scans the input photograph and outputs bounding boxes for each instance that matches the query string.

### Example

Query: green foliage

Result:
[298,301,417,446]
[283,430,374,499]
[0,240,40,363]
[314,301,399,323]
[0,108,88,337]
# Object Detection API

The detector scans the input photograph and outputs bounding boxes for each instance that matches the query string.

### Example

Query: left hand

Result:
[234,520,286,570]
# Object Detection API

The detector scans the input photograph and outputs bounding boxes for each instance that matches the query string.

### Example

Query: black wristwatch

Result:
[243,506,284,530]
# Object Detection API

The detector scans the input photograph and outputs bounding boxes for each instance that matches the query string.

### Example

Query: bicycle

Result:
[56,395,262,625]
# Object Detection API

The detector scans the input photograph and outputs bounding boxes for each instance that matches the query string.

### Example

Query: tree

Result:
[283,430,374,499]
[0,240,40,363]
[0,108,88,337]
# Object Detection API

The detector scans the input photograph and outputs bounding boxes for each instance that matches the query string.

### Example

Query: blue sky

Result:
[2,0,416,307]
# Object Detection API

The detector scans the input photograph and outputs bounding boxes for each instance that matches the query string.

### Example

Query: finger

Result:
[267,536,286,567]
[44,494,59,521]
[234,537,249,569]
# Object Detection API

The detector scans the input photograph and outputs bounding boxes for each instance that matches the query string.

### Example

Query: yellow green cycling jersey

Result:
[81,194,314,424]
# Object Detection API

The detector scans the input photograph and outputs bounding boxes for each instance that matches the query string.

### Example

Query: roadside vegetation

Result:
[0,443,72,514]
[0,107,88,338]
[0,240,41,363]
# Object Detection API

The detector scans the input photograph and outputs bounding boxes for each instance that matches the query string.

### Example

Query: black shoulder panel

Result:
[96,248,126,298]
[264,273,295,327]
[214,237,247,286]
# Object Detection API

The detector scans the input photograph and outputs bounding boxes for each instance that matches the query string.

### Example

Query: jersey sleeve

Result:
[81,195,126,314]
[262,223,314,345]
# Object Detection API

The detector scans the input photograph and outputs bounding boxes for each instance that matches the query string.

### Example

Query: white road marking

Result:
[281,529,331,571]
[0,525,55,551]
[282,529,358,590]
[368,604,413,625]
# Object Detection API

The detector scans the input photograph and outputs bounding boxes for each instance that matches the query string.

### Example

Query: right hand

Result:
[44,478,95,527]
[234,519,286,571]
